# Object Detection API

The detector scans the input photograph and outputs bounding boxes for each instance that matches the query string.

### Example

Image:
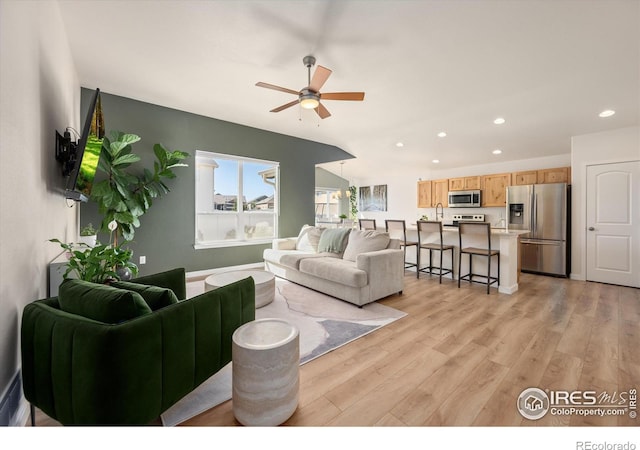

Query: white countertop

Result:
[443,226,529,236]
[408,225,528,236]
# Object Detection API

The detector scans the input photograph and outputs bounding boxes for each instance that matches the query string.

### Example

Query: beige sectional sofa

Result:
[263,225,405,307]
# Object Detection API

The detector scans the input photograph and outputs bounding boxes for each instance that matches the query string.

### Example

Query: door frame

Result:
[571,157,639,281]
[584,159,640,287]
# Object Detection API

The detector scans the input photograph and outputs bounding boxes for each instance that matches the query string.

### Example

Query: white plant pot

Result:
[78,235,97,247]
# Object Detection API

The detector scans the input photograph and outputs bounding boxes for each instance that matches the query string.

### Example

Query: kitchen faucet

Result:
[435,202,444,221]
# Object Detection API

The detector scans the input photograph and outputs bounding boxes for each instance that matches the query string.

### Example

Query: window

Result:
[195,151,279,247]
[314,188,340,223]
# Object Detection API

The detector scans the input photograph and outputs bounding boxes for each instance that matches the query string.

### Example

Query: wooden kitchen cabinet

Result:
[417,180,432,208]
[431,179,449,207]
[513,166,571,185]
[538,167,570,184]
[512,170,538,186]
[481,173,511,206]
[420,166,569,209]
[448,176,481,191]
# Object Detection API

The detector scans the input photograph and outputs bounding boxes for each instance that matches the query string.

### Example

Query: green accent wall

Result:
[81,89,353,276]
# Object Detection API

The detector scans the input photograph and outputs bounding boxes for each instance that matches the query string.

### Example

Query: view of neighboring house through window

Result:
[195,150,279,247]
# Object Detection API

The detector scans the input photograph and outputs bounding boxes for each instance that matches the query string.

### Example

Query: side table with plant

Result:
[50,219,138,283]
[49,239,138,284]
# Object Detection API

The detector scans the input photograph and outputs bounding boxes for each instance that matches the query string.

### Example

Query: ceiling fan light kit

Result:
[256,55,365,119]
[299,89,320,110]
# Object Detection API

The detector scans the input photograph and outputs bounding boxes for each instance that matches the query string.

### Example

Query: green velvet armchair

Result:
[21,268,255,425]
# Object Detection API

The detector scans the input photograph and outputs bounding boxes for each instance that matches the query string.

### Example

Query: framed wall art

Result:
[359,184,387,212]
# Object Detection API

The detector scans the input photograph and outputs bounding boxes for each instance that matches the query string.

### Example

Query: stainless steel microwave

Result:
[448,190,481,208]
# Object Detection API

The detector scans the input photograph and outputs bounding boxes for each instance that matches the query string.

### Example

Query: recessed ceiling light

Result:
[493,117,506,125]
[437,131,447,138]
[599,110,615,118]
[492,149,502,155]
[396,142,404,148]
[432,159,440,164]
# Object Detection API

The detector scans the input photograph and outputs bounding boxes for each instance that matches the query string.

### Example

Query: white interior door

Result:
[586,161,640,287]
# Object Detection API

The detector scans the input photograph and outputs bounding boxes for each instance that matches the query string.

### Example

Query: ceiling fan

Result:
[255,55,365,119]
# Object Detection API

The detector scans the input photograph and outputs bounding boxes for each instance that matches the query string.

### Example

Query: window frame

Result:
[194,150,279,249]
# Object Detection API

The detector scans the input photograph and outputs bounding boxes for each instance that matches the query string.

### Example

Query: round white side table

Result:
[204,270,275,308]
[232,318,299,426]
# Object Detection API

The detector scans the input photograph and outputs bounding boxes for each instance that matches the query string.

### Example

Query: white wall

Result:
[570,126,640,280]
[353,153,571,228]
[0,0,79,423]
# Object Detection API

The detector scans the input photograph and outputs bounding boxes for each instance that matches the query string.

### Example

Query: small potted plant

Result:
[50,239,138,284]
[79,223,97,247]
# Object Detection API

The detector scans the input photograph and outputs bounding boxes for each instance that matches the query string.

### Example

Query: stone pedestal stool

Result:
[205,270,275,308]
[232,318,299,426]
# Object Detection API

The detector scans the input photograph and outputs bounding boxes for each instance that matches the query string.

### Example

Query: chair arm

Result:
[272,238,297,250]
[133,267,187,300]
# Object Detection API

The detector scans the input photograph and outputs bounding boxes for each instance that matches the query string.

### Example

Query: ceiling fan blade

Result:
[256,82,300,96]
[321,92,365,101]
[270,99,299,113]
[315,102,331,119]
[309,65,332,92]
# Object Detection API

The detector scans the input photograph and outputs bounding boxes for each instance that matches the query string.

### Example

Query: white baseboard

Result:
[15,398,30,427]
[0,370,29,426]
[498,284,519,294]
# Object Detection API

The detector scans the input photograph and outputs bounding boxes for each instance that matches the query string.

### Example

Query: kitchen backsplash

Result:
[417,206,507,227]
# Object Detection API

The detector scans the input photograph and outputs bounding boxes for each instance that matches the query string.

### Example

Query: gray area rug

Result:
[160,278,406,426]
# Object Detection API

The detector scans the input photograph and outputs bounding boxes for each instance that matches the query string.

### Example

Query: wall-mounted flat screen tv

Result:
[64,88,104,202]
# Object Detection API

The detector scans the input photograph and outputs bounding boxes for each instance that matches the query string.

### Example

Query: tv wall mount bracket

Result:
[55,129,78,177]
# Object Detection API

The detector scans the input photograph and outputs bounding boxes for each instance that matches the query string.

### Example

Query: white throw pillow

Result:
[342,229,391,262]
[296,225,325,252]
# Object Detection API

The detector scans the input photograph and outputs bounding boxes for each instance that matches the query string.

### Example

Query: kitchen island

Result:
[405,226,529,294]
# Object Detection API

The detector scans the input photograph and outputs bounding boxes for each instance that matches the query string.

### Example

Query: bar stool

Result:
[385,219,418,270]
[359,219,377,230]
[417,220,455,283]
[458,222,500,294]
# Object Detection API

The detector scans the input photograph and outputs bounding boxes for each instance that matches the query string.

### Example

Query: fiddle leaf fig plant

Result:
[91,131,189,243]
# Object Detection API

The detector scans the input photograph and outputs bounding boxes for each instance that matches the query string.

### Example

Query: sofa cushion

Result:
[296,225,325,252]
[264,249,339,270]
[342,230,391,262]
[111,280,179,311]
[299,257,368,288]
[265,249,313,269]
[58,279,152,323]
[317,228,351,254]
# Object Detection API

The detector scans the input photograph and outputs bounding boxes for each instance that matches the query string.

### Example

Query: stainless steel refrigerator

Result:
[506,183,570,277]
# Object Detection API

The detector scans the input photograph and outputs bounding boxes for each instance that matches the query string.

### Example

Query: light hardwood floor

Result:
[33,272,639,427]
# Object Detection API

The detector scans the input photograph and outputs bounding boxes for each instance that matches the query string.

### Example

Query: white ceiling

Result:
[58,0,639,181]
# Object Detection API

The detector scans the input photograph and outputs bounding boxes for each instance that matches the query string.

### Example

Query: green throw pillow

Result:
[111,280,179,311]
[317,228,351,254]
[58,279,152,324]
